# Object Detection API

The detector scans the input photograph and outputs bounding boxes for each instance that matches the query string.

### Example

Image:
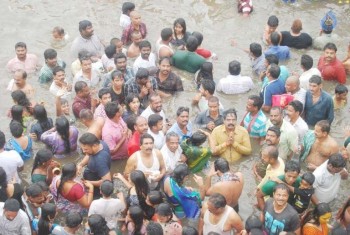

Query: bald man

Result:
[285,75,306,106]
[121,11,147,45]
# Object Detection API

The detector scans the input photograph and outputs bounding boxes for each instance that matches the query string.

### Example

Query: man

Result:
[313,10,340,50]
[261,184,300,235]
[147,114,165,150]
[133,40,157,74]
[265,32,291,61]
[124,133,166,189]
[266,107,298,161]
[126,31,143,58]
[211,108,251,162]
[102,101,130,160]
[261,64,286,112]
[72,81,97,118]
[284,75,306,106]
[192,31,217,60]
[124,68,158,108]
[285,100,308,143]
[0,199,31,235]
[263,15,280,46]
[94,88,112,119]
[49,66,72,98]
[156,28,174,58]
[172,36,206,73]
[73,56,101,88]
[249,42,266,77]
[301,120,339,171]
[0,131,23,184]
[216,60,254,94]
[6,42,40,74]
[256,161,301,211]
[146,222,164,235]
[103,53,135,87]
[128,116,149,156]
[260,54,290,88]
[22,184,45,222]
[280,19,312,49]
[242,95,267,142]
[38,48,66,84]
[71,50,103,77]
[160,132,183,173]
[195,96,224,132]
[140,93,166,122]
[317,42,346,84]
[78,133,112,198]
[121,11,147,45]
[299,54,321,90]
[343,42,350,75]
[199,193,244,234]
[304,75,334,127]
[79,109,105,139]
[167,107,193,142]
[71,20,104,58]
[312,153,348,204]
[7,69,35,100]
[193,79,223,112]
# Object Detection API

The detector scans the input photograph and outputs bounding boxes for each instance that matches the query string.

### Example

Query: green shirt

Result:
[172,50,206,73]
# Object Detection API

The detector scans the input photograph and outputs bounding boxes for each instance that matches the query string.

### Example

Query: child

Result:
[171,18,191,50]
[263,15,280,45]
[334,84,348,110]
[237,0,253,17]
[120,2,135,30]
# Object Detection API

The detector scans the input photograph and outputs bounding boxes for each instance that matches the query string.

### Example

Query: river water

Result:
[0,0,350,229]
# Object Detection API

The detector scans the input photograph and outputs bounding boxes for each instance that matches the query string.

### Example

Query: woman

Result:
[50,162,94,215]
[32,203,63,235]
[10,105,26,131]
[194,62,213,89]
[126,206,147,235]
[156,203,182,235]
[332,198,350,234]
[302,202,332,235]
[163,164,203,219]
[87,214,112,235]
[30,104,54,140]
[31,148,60,184]
[0,167,23,207]
[122,94,143,122]
[41,115,79,158]
[171,18,191,49]
[5,121,32,161]
[11,89,34,116]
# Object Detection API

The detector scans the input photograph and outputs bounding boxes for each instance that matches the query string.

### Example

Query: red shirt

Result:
[196,48,212,59]
[127,131,140,156]
[318,55,346,84]
[72,95,91,118]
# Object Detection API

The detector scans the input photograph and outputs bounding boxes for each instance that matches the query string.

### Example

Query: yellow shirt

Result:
[258,157,285,189]
[211,125,252,162]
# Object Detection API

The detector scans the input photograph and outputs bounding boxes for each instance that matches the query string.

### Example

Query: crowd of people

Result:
[1,1,350,235]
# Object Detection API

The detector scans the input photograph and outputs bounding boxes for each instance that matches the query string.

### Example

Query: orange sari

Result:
[302,223,328,235]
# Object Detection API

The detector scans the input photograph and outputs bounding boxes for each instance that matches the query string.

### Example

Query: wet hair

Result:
[122,2,135,14]
[129,206,145,235]
[110,37,121,45]
[65,212,83,228]
[249,43,262,57]
[25,183,43,198]
[265,145,279,160]
[146,221,164,235]
[267,15,279,27]
[173,18,187,37]
[328,153,346,168]
[98,88,111,100]
[248,95,263,110]
[192,31,204,45]
[288,100,303,114]
[267,126,281,138]
[186,36,199,52]
[268,63,280,79]
[11,90,32,112]
[139,40,151,50]
[100,180,114,197]
[15,69,27,80]
[4,198,20,212]
[228,60,241,75]
[147,191,163,205]
[159,56,172,66]
[104,44,116,59]
[38,203,56,235]
[188,131,207,146]
[10,105,25,128]
[284,160,301,174]
[36,181,49,192]
[324,42,337,52]
[88,214,110,235]
[78,20,92,32]
[57,163,77,199]
[53,66,65,76]
[105,101,120,119]
[74,81,88,93]
[125,93,140,112]
[165,131,179,142]
[135,67,149,80]
[291,19,302,34]
[79,132,100,145]
[78,50,90,60]
[301,54,313,70]
[208,193,227,209]
[309,75,322,85]
[140,133,154,145]
[302,203,331,227]
[31,148,54,175]
[0,131,5,149]
[270,32,281,46]
[148,114,163,128]
[172,164,190,186]
[197,62,214,85]
[335,84,348,94]
[10,121,23,138]
[208,96,219,104]
[114,52,127,64]
[245,215,263,233]
[223,108,237,120]
[316,120,331,135]
[182,226,198,235]
[130,170,149,206]
[53,26,64,35]
[0,167,9,202]
[156,203,173,222]
[273,183,290,194]
[265,54,279,65]
[214,158,230,173]
[201,79,216,95]
[301,172,315,185]
[43,48,57,60]
[15,42,27,49]
[33,105,53,136]
[56,116,71,153]
[111,70,123,81]
[176,106,189,117]
[161,28,173,41]
[79,109,93,121]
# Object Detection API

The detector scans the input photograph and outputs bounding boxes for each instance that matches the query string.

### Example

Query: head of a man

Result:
[80,56,92,74]
[246,95,263,114]
[140,133,154,153]
[131,31,143,46]
[266,63,280,81]
[98,88,112,106]
[270,32,281,46]
[335,84,348,102]
[214,158,230,175]
[105,101,122,121]
[161,28,173,42]
[327,153,346,175]
[100,180,114,198]
[265,126,281,146]
[79,133,101,155]
[285,75,300,93]
[135,68,150,87]
[286,100,303,121]
[139,40,152,60]
[111,70,124,89]
[284,161,301,185]
[207,193,227,216]
[148,114,163,133]
[15,42,27,60]
[265,54,279,67]
[53,66,65,87]
[165,132,180,153]
[146,221,164,235]
[291,19,302,34]
[79,109,94,127]
[249,43,262,59]
[176,107,189,128]
[269,107,283,127]
[149,93,162,113]
[130,11,141,26]
[228,60,241,76]
[134,116,148,134]
[122,2,135,15]
[75,81,90,99]
[208,96,220,116]
[14,69,27,88]
[44,48,58,67]
[223,109,237,132]
[114,53,127,72]
[323,42,337,63]
[300,54,314,71]
[159,57,172,77]
[314,120,330,139]
[3,199,20,221]
[261,145,279,165]
[267,15,279,33]
[273,183,290,208]
[79,20,94,38]
[186,36,199,52]
[199,79,216,98]
[308,75,322,95]
[25,184,45,208]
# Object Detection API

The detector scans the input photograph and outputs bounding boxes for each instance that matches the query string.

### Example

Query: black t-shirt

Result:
[289,187,314,214]
[281,31,312,49]
[84,141,111,181]
[109,85,125,105]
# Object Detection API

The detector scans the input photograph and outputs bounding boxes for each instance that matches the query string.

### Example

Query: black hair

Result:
[148,114,163,128]
[104,44,116,59]
[135,67,149,79]
[10,105,25,128]
[43,48,57,60]
[214,158,230,173]
[301,172,315,185]
[111,70,123,80]
[196,62,213,86]
[182,226,198,235]
[15,42,27,49]
[335,84,348,94]
[273,183,290,194]
[31,148,54,175]
[33,105,53,136]
[315,120,330,134]
[208,193,227,208]
[146,221,164,235]
[173,18,187,38]
[176,106,190,117]
[249,43,262,57]
[0,131,5,149]
[309,75,322,85]
[52,66,65,76]
[122,2,135,14]
[114,52,127,64]
[159,56,172,66]
[284,160,301,174]
[100,180,114,197]
[268,63,280,79]
[265,54,279,65]
[88,214,110,235]
[245,215,263,233]
[74,81,88,93]
[302,203,331,227]
[228,60,241,75]
[161,28,173,41]
[4,198,20,212]
[38,203,56,235]
[11,90,32,113]
[105,101,120,119]
[79,132,100,145]
[25,183,43,198]
[156,203,173,222]
[186,36,199,52]
[270,32,281,46]
[188,131,207,146]
[130,170,150,211]
[98,88,111,99]
[57,163,77,199]
[78,20,92,32]
[0,167,9,202]
[10,121,23,138]
[36,181,49,192]
[301,54,313,70]
[140,133,154,145]
[129,206,145,235]
[201,79,216,95]
[267,15,279,27]
[267,126,281,138]
[66,212,83,228]
[248,95,263,110]
[56,116,71,153]
[192,31,203,45]
[139,40,152,50]
[125,93,140,112]
[324,42,337,52]
[288,100,303,114]
[172,164,190,186]
[147,191,163,205]
[223,108,237,120]
[328,153,346,168]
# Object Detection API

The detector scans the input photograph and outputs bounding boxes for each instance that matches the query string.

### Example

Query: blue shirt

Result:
[262,65,290,88]
[83,141,111,181]
[305,90,334,126]
[251,54,266,77]
[265,45,291,61]
[243,110,267,138]
[261,79,286,106]
[167,122,193,142]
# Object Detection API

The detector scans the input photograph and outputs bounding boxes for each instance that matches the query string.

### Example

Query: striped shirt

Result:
[243,110,267,138]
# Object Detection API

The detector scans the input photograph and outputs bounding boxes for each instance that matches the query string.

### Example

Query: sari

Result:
[300,130,316,162]
[180,139,211,173]
[5,136,32,161]
[302,223,328,235]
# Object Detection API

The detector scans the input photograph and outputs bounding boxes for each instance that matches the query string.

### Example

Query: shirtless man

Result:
[79,109,105,139]
[156,28,174,58]
[304,120,339,171]
[7,69,35,100]
[127,31,142,59]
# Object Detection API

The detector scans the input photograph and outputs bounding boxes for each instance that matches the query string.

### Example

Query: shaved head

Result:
[286,75,300,85]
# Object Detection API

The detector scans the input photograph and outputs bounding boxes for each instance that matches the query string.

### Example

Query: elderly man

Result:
[160,132,183,173]
[284,75,306,106]
[299,54,321,90]
[211,109,251,162]
[7,69,35,100]
[167,107,193,142]
[38,48,66,84]
[6,42,40,74]
[195,96,224,132]
[0,199,31,235]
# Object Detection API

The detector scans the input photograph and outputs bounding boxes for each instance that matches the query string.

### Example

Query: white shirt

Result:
[73,68,101,88]
[141,106,166,121]
[313,160,341,203]
[299,68,321,90]
[0,150,24,183]
[133,53,156,74]
[290,88,307,107]
[147,129,165,150]
[285,116,308,143]
[101,54,116,72]
[216,74,254,95]
[49,82,71,99]
[120,14,131,30]
[160,144,182,172]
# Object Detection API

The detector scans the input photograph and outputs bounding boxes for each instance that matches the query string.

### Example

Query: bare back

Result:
[306,136,339,167]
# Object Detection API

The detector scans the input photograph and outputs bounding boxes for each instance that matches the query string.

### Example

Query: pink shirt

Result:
[6,54,39,74]
[94,104,107,119]
[102,118,129,160]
